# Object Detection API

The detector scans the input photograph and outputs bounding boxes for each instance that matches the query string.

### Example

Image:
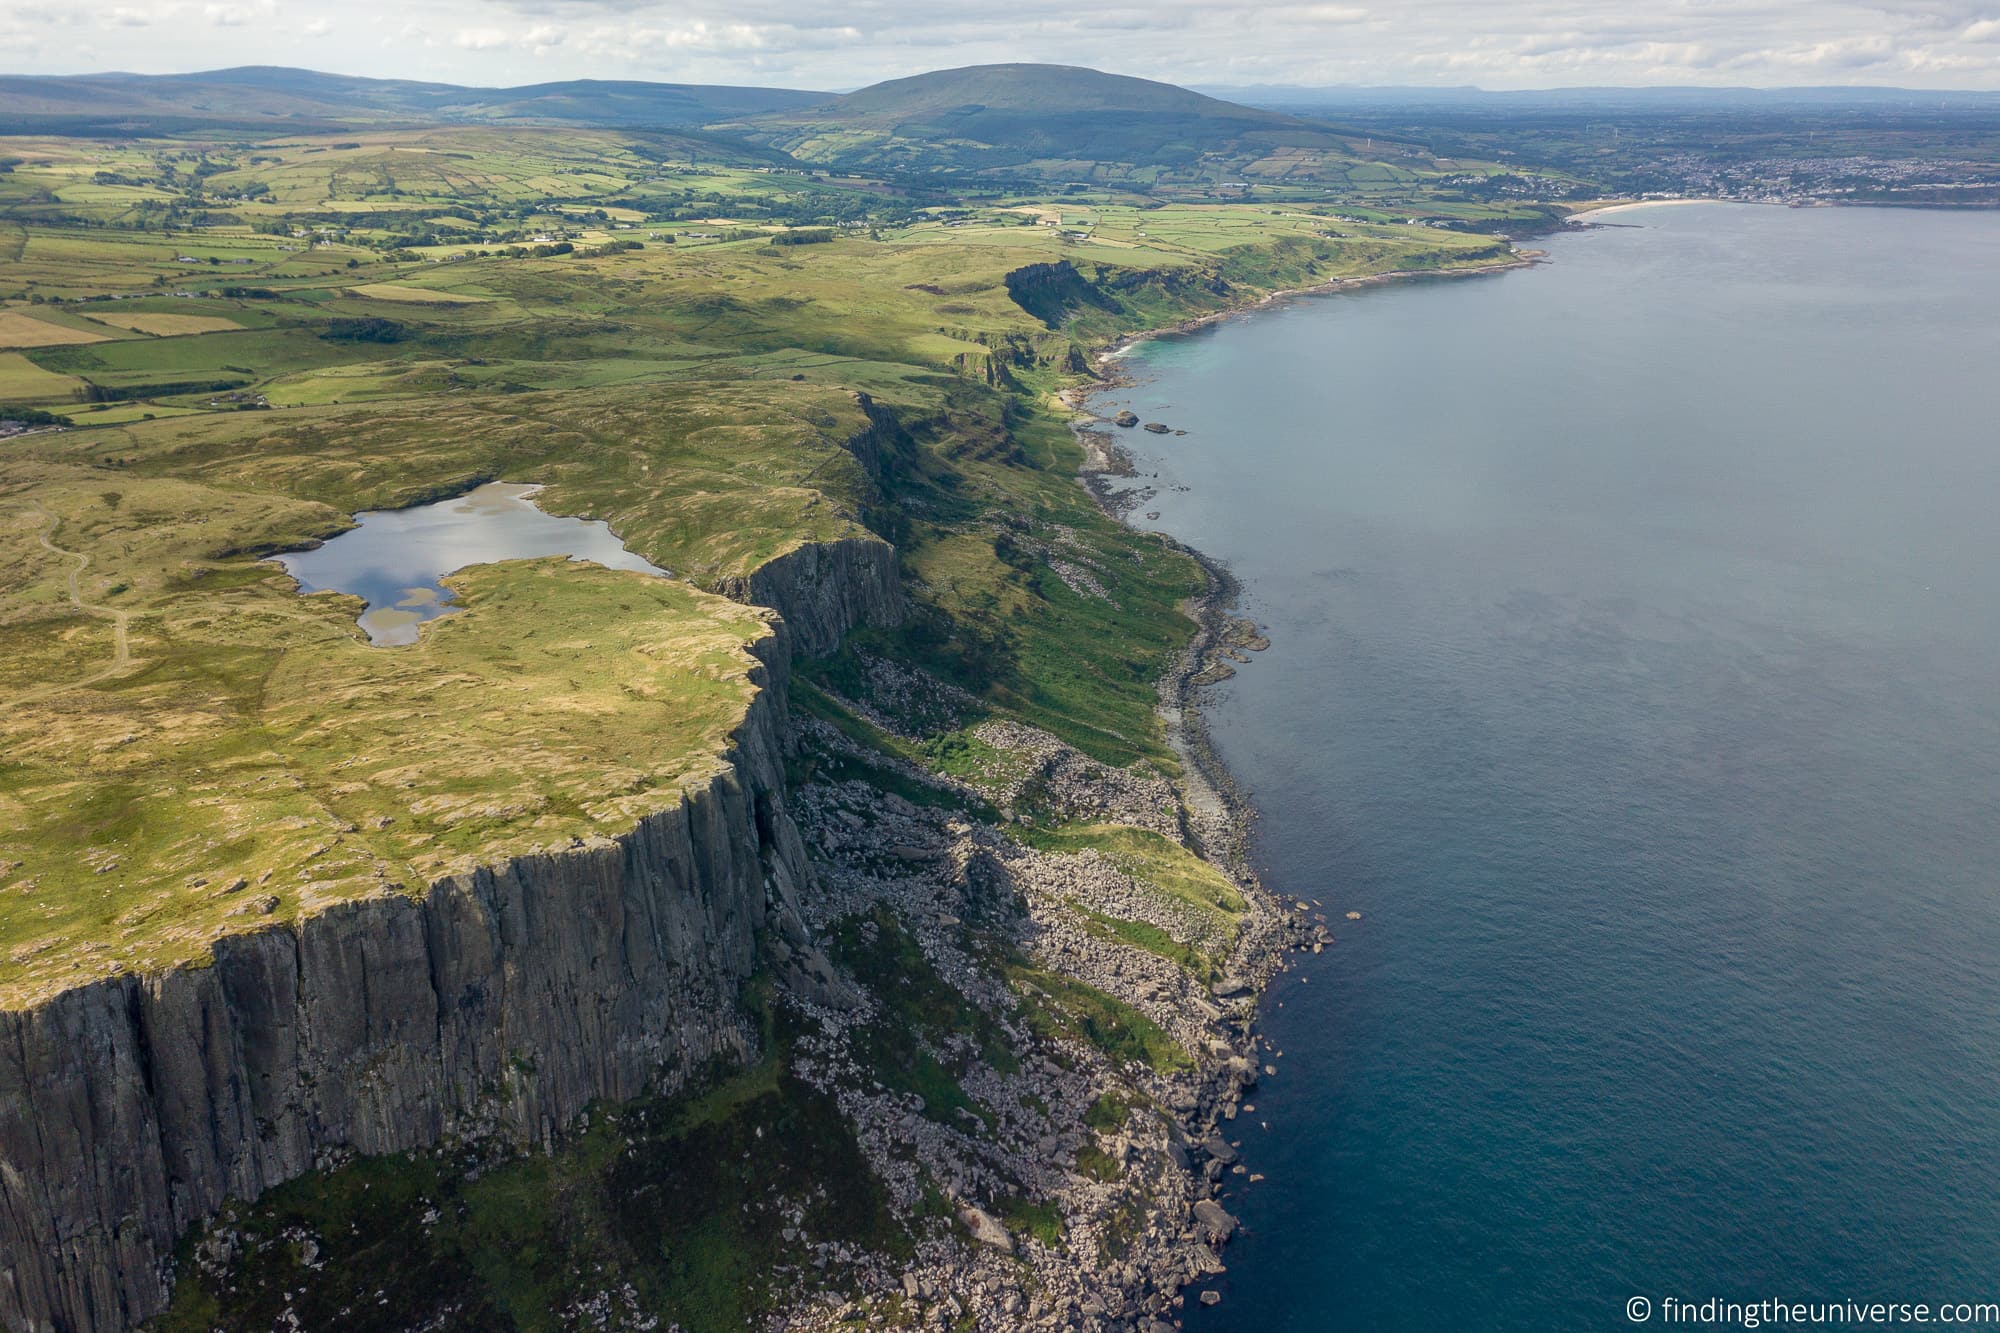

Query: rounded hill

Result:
[746,63,1361,180]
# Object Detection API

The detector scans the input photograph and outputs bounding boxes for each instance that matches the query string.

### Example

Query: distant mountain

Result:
[828,64,1298,126]
[0,62,1402,184]
[738,63,1373,181]
[1199,82,2000,114]
[0,67,825,133]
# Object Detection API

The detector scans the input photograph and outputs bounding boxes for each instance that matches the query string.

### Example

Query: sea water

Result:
[1099,204,2000,1331]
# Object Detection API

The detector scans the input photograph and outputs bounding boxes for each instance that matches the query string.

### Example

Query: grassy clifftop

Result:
[0,506,775,1004]
[0,123,1528,999]
[3,127,1528,996]
[0,101,1560,1333]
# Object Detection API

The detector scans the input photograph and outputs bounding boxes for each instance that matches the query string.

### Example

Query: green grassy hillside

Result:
[816,63,1303,125]
[0,121,1533,1002]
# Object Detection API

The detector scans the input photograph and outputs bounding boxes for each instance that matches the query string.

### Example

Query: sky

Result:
[8,0,2000,92]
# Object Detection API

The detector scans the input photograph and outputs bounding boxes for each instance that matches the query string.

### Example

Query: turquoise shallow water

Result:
[1099,204,2000,1331]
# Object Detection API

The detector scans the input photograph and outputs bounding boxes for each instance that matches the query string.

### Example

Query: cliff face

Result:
[708,394,905,662]
[717,535,902,661]
[1004,260,1122,330]
[0,637,823,1333]
[1,390,911,1333]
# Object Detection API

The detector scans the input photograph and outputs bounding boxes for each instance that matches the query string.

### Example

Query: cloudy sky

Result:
[8,0,2000,91]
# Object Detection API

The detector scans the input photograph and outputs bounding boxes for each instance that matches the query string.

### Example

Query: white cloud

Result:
[7,4,82,24]
[10,0,1999,89]
[1272,4,1372,22]
[1759,34,1898,69]
[201,0,266,26]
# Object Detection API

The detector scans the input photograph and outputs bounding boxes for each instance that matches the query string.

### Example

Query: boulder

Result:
[1193,1200,1239,1242]
[959,1205,1015,1254]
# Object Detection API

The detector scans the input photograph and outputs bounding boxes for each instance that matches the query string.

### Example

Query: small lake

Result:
[274,481,665,645]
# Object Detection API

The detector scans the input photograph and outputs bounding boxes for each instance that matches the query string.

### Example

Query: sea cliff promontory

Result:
[0,599,829,1333]
[0,122,1535,1328]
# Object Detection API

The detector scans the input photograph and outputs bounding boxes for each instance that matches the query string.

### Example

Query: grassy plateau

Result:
[0,99,1548,1326]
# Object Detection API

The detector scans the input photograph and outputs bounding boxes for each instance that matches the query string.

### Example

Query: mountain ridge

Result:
[0,66,828,131]
[0,62,1383,183]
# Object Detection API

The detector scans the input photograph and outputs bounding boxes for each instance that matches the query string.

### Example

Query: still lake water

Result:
[274,481,664,644]
[1099,204,2000,1331]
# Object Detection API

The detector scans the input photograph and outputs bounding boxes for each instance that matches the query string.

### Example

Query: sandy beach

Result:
[1574,198,1720,219]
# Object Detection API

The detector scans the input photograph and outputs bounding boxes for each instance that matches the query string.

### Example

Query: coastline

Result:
[1047,245,1564,1316]
[12,242,1529,1333]
[1568,198,1717,219]
[1064,247,1550,852]
[1094,253,1544,365]
[1055,203,1989,1326]
[1033,193,2000,1333]
[1060,247,1557,918]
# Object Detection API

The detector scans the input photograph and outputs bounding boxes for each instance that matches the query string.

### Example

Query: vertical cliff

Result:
[716,536,902,661]
[0,635,824,1333]
[0,389,916,1333]
[708,394,908,661]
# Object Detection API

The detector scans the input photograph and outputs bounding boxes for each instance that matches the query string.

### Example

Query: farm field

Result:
[0,307,111,347]
[0,350,83,400]
[0,120,1543,1001]
[81,309,244,335]
[341,281,492,303]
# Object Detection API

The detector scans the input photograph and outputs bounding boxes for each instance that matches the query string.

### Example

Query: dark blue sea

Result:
[1099,203,2000,1332]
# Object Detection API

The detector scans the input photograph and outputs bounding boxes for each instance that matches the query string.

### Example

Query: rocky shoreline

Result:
[726,347,1316,1328]
[759,248,1535,1330]
[761,258,1524,1331]
[765,636,1309,1330]
[729,330,1328,1331]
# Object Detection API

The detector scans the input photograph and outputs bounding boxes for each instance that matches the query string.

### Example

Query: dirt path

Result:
[22,510,136,698]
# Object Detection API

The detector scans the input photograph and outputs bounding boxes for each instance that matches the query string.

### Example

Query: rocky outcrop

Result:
[717,535,902,660]
[0,637,821,1333]
[1004,260,1121,330]
[839,392,901,486]
[700,393,907,663]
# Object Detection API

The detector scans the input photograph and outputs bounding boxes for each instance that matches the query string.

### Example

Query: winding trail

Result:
[22,509,137,698]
